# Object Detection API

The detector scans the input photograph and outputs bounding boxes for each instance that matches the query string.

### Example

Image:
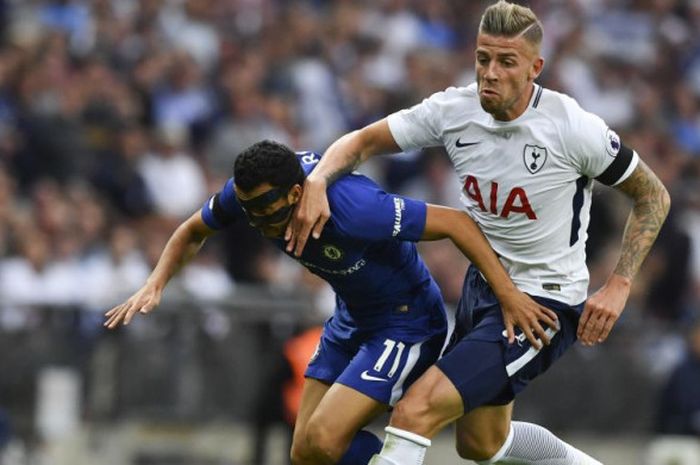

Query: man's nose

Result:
[484,62,499,81]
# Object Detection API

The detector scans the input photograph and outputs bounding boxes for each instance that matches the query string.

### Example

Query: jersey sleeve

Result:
[200,178,245,229]
[387,91,446,151]
[565,102,638,186]
[328,175,427,242]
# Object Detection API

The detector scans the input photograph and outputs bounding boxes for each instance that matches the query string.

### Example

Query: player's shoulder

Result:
[325,173,387,234]
[426,84,477,105]
[328,172,379,201]
[535,86,597,127]
[418,83,481,122]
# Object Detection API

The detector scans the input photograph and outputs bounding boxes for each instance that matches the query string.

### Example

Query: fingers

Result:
[285,204,302,252]
[577,302,619,345]
[123,305,139,325]
[540,307,559,329]
[579,314,612,346]
[285,208,312,256]
[285,179,331,255]
[104,303,129,329]
[291,213,330,257]
[505,321,515,345]
[598,315,616,343]
[312,215,329,241]
[531,320,551,347]
[103,300,153,329]
[285,221,298,253]
[576,305,593,340]
[516,306,557,348]
[578,315,598,346]
[291,221,312,257]
[104,305,119,318]
[521,325,542,350]
[503,303,557,348]
[506,318,546,349]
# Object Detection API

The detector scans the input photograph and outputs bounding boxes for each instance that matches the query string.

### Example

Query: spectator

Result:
[138,123,207,219]
[656,319,700,435]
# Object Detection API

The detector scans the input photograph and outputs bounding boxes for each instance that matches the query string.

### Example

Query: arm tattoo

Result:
[319,133,364,185]
[612,160,670,280]
[323,163,355,185]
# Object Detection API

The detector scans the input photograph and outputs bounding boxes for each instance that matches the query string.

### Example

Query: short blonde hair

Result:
[479,1,543,48]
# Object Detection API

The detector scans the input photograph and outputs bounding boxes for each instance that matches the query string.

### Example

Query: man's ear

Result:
[288,184,303,204]
[530,56,544,81]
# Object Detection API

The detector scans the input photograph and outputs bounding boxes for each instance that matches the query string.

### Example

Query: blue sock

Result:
[337,430,382,465]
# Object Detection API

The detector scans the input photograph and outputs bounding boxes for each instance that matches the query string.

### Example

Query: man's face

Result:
[235,182,301,238]
[475,33,543,121]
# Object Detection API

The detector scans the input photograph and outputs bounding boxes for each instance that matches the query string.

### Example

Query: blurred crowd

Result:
[0,0,699,438]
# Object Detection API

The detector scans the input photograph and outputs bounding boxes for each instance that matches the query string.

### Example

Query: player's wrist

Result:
[608,273,632,289]
[144,277,166,293]
[491,282,521,301]
[306,172,328,188]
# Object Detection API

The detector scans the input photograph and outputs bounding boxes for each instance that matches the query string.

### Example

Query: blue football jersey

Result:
[201,151,442,332]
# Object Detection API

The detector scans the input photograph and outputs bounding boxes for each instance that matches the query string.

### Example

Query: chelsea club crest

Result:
[322,244,343,261]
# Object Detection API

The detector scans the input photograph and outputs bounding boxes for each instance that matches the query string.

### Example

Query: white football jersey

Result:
[387,83,638,304]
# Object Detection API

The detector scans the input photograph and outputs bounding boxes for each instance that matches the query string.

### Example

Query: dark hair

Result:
[233,140,305,192]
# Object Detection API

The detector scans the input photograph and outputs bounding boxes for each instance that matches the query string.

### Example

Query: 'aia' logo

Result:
[463,175,537,219]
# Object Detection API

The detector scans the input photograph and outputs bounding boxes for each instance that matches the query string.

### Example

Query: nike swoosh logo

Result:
[455,139,480,148]
[360,370,388,382]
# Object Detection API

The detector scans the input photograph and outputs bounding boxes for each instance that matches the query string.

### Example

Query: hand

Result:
[285,175,331,256]
[104,283,162,329]
[577,274,631,346]
[499,288,559,350]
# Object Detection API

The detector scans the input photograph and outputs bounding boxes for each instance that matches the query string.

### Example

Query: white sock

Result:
[368,426,431,465]
[477,422,603,465]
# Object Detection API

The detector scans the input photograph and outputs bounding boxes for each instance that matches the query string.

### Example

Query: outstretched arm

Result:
[286,119,400,256]
[578,160,670,345]
[104,212,216,328]
[423,204,559,349]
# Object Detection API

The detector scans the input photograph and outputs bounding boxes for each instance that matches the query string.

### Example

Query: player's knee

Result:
[455,427,508,462]
[289,440,310,465]
[303,417,347,463]
[456,434,495,461]
[391,392,441,437]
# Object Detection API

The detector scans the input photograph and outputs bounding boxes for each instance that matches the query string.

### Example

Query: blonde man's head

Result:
[479,1,543,50]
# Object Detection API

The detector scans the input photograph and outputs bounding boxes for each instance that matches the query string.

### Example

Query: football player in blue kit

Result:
[105,140,556,465]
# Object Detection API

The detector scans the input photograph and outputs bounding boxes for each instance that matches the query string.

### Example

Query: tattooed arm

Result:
[577,159,671,345]
[285,118,400,256]
[612,160,672,279]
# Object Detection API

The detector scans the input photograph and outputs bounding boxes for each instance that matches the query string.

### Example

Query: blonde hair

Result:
[479,1,543,48]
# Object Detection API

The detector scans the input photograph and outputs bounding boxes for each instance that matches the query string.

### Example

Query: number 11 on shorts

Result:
[374,339,405,377]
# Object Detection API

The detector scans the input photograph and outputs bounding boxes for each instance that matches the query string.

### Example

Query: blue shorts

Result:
[306,294,449,406]
[436,266,584,412]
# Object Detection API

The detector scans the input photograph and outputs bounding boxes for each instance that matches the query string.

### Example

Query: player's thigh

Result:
[390,365,465,438]
[454,402,513,461]
[291,378,332,450]
[437,304,580,412]
[306,382,388,447]
[299,326,441,448]
[435,328,514,413]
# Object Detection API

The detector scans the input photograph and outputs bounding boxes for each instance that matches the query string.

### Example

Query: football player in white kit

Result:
[285,1,670,464]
